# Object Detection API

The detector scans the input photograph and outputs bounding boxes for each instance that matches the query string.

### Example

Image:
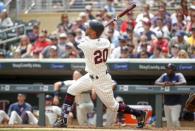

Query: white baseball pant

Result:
[164,104,181,128]
[8,111,38,125]
[68,73,119,112]
[76,102,94,125]
[0,110,9,123]
[103,108,117,126]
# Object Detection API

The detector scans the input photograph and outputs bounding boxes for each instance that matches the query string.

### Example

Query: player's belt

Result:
[89,70,108,80]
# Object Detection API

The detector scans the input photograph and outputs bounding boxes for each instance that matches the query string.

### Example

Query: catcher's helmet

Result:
[166,63,176,71]
[89,20,104,37]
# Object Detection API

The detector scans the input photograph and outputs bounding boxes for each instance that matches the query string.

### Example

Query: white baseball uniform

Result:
[45,105,61,125]
[67,36,119,112]
[63,80,94,126]
[0,110,9,123]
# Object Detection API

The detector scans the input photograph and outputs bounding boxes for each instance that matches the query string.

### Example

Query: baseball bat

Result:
[104,3,136,27]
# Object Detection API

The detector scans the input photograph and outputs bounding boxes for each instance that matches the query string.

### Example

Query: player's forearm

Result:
[54,81,63,96]
[54,82,63,91]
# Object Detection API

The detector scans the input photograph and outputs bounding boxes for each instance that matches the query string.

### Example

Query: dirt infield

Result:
[1,121,195,131]
[1,128,195,131]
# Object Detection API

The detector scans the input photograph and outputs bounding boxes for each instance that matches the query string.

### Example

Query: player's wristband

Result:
[54,90,60,97]
[61,81,65,86]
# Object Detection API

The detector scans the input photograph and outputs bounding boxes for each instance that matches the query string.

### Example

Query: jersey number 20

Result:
[94,49,108,64]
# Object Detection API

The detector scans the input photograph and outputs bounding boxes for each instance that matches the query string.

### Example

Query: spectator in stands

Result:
[171,9,187,34]
[78,12,89,31]
[41,29,50,40]
[188,24,195,47]
[161,46,171,58]
[170,30,189,52]
[32,51,39,59]
[104,0,116,17]
[57,14,72,33]
[111,34,129,58]
[0,9,13,27]
[120,46,129,58]
[48,45,59,58]
[138,50,149,58]
[136,35,150,54]
[190,46,195,58]
[155,63,187,128]
[74,28,85,42]
[40,34,65,58]
[171,6,186,27]
[170,44,181,58]
[8,93,38,125]
[0,110,9,124]
[151,16,170,39]
[120,11,136,33]
[177,49,189,58]
[136,18,156,41]
[149,47,163,59]
[57,32,77,58]
[186,4,195,34]
[85,5,95,20]
[31,32,51,55]
[27,25,39,43]
[136,4,153,24]
[15,35,32,58]
[149,31,169,54]
[67,31,82,58]
[151,2,171,28]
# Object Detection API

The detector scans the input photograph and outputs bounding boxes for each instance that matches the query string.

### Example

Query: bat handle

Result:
[104,17,118,27]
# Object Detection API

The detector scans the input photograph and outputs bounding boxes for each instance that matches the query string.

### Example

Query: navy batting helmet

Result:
[89,20,104,37]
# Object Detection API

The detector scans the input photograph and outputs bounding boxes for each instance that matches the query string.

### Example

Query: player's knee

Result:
[79,103,94,110]
[25,111,32,115]
[0,110,5,115]
[107,103,119,112]
[10,111,18,116]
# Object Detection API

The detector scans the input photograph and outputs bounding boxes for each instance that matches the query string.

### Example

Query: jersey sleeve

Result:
[155,73,166,85]
[63,80,74,86]
[25,103,32,112]
[78,38,88,51]
[177,73,187,85]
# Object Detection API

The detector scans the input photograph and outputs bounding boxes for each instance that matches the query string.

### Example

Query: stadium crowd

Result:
[0,0,194,59]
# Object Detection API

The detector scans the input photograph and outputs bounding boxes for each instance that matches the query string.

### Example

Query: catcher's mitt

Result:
[185,93,195,112]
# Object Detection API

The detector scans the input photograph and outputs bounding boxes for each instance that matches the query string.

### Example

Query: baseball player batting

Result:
[53,20,147,128]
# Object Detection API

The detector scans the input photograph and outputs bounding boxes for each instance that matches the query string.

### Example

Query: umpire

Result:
[155,63,187,128]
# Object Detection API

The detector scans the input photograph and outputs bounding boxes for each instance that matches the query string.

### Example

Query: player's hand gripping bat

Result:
[104,3,136,27]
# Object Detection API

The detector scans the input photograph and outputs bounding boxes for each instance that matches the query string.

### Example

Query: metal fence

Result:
[0,84,194,128]
[0,24,25,45]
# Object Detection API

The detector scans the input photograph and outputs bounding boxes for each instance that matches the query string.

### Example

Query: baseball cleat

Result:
[53,117,67,128]
[136,111,147,128]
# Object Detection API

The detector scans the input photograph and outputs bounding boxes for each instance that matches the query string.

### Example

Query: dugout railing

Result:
[0,84,194,128]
